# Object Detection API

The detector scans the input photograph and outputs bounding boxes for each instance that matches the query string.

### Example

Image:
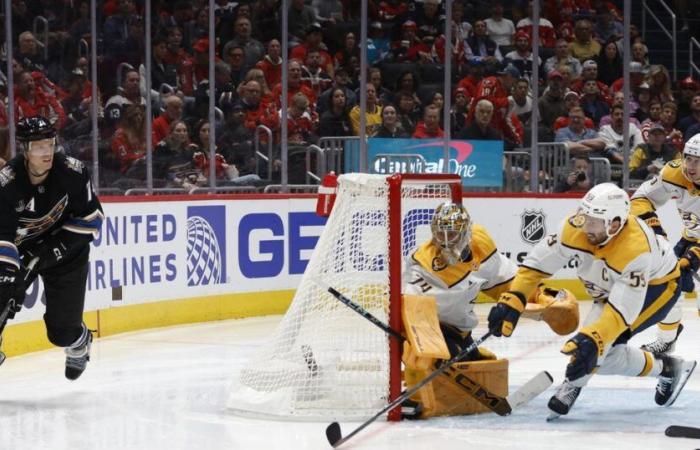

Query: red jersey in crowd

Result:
[256,56,282,88]
[468,76,524,145]
[412,122,444,138]
[111,127,145,173]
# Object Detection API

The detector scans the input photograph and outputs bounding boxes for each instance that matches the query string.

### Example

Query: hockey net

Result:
[228,173,462,421]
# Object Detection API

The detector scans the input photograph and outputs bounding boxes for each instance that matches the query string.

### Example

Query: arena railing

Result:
[642,0,677,80]
[318,136,360,175]
[690,37,700,77]
[263,184,319,194]
[255,125,274,181]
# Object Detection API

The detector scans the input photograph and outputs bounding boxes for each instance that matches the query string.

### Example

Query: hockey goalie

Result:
[401,202,579,418]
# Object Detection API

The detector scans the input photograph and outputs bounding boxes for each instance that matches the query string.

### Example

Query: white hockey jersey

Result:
[511,214,679,327]
[631,159,700,240]
[402,224,516,331]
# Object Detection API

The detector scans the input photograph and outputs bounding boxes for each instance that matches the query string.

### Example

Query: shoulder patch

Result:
[668,160,681,169]
[0,165,15,187]
[568,213,585,228]
[64,156,84,174]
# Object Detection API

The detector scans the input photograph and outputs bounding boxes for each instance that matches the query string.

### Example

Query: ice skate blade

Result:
[665,360,697,407]
[546,412,561,422]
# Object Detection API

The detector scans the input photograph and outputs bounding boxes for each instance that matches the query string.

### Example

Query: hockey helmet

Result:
[16,116,56,151]
[683,133,700,158]
[578,183,630,244]
[431,202,472,259]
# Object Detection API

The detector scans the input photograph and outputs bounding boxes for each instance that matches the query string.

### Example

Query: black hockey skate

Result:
[655,355,697,406]
[641,324,684,356]
[65,326,94,380]
[547,380,581,420]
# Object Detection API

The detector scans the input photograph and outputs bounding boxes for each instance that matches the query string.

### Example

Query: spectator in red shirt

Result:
[289,23,335,77]
[640,102,683,152]
[255,39,283,89]
[570,60,612,104]
[515,1,557,48]
[610,61,644,93]
[14,70,67,130]
[240,80,279,134]
[378,0,408,25]
[284,92,318,145]
[111,104,146,174]
[412,105,444,138]
[389,20,431,63]
[180,38,216,96]
[152,94,183,146]
[553,91,595,130]
[271,59,317,108]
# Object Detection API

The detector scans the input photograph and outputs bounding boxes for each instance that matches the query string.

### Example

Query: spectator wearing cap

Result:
[610,61,644,94]
[458,99,503,140]
[414,0,443,44]
[629,122,680,180]
[271,60,317,108]
[152,94,183,147]
[180,38,219,96]
[598,91,641,128]
[553,96,596,131]
[485,1,515,46]
[580,79,611,127]
[288,0,320,42]
[464,20,502,65]
[225,17,265,72]
[504,31,541,84]
[61,69,95,134]
[317,66,357,115]
[508,78,533,125]
[255,39,283,89]
[290,23,335,77]
[633,82,653,123]
[450,87,471,135]
[468,63,524,147]
[301,49,333,97]
[539,70,568,130]
[14,70,67,130]
[640,102,683,152]
[596,39,624,87]
[544,38,583,79]
[571,60,612,103]
[349,83,382,136]
[390,20,432,63]
[367,24,392,65]
[678,93,700,139]
[570,19,601,63]
[413,105,444,138]
[515,1,557,48]
[676,76,700,120]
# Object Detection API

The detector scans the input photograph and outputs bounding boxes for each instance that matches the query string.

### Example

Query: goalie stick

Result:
[0,258,39,366]
[665,425,700,439]
[317,281,553,447]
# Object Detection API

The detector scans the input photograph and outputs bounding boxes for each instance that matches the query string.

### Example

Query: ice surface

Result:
[0,301,698,450]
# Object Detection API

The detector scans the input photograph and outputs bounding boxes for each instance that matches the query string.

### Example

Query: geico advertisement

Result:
[12,195,685,324]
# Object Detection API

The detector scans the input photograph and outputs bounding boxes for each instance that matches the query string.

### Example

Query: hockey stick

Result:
[318,281,553,447]
[325,331,491,448]
[318,281,512,414]
[0,258,39,365]
[665,425,700,439]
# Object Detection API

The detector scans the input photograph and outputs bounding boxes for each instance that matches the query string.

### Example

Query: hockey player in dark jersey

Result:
[0,115,103,380]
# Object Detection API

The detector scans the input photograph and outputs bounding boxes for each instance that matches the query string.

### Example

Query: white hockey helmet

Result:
[431,202,472,259]
[683,133,700,158]
[578,183,630,244]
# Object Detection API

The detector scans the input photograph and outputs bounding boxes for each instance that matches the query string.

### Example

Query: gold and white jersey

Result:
[631,159,700,240]
[403,224,516,331]
[511,215,679,326]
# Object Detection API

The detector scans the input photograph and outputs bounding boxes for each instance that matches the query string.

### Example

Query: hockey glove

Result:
[561,331,602,381]
[23,231,91,272]
[680,267,696,293]
[488,291,526,337]
[680,245,700,273]
[0,265,25,320]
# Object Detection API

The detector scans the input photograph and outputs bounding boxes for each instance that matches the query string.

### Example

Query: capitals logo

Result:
[186,206,227,286]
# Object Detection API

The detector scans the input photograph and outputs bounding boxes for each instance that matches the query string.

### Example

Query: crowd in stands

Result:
[0,0,699,192]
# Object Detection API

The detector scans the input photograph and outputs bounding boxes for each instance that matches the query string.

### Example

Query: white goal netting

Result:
[227,173,460,420]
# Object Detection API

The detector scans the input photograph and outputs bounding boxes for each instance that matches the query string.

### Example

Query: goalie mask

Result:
[431,202,472,263]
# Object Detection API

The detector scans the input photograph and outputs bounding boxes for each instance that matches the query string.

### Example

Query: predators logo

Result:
[16,195,68,245]
[680,210,700,231]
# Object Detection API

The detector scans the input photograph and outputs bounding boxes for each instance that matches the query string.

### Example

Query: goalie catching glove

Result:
[488,291,526,337]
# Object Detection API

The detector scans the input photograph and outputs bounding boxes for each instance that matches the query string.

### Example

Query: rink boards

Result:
[3,192,688,356]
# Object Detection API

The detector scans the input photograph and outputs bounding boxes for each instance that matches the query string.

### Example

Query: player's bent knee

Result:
[46,325,83,347]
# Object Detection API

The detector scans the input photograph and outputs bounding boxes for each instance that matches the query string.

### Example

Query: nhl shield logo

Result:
[520,210,546,244]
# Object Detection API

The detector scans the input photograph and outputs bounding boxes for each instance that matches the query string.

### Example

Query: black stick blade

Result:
[665,425,700,439]
[326,422,343,447]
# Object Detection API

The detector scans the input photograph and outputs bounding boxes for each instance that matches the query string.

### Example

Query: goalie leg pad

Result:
[524,286,580,335]
[403,358,509,418]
